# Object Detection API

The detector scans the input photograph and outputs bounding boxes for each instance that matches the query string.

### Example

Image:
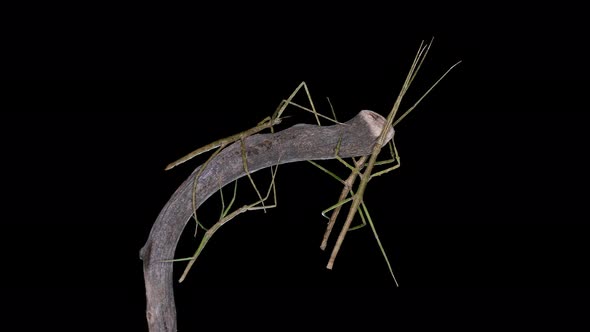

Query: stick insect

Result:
[164,81,339,282]
[309,40,461,286]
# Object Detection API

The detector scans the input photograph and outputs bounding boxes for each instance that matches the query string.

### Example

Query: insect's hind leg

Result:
[272,82,341,128]
[369,140,401,179]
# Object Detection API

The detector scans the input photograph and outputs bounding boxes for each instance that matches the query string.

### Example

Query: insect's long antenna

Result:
[393,60,462,127]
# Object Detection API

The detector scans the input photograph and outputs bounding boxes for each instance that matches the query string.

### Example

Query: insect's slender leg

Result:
[371,141,396,166]
[245,160,280,211]
[240,137,268,212]
[320,156,366,250]
[332,138,365,175]
[301,81,321,126]
[359,200,400,287]
[308,160,370,232]
[231,83,325,216]
[316,136,371,248]
[190,144,226,235]
[273,81,341,127]
[177,157,280,282]
[326,97,338,122]
[369,139,401,179]
[219,180,239,220]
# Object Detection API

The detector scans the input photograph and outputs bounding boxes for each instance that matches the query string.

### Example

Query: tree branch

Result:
[139,110,394,332]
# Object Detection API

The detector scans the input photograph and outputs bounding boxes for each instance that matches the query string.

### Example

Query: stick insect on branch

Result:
[162,40,459,285]
[311,39,461,286]
[163,82,339,281]
[165,82,338,233]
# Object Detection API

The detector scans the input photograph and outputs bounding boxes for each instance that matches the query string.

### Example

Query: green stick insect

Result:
[164,82,339,282]
[164,39,460,285]
[311,40,461,286]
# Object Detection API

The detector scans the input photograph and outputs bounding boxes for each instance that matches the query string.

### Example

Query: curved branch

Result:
[139,110,394,332]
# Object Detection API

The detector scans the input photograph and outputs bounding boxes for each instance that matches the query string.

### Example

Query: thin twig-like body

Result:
[324,41,462,286]
[164,117,280,171]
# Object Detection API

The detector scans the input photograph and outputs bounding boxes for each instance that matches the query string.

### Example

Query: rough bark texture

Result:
[140,110,394,332]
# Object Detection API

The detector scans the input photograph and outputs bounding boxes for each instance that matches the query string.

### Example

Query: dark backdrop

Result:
[2,7,589,331]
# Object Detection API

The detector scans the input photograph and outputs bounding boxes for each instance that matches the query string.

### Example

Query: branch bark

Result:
[139,110,394,332]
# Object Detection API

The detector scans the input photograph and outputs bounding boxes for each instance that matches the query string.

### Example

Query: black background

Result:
[2,5,589,331]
